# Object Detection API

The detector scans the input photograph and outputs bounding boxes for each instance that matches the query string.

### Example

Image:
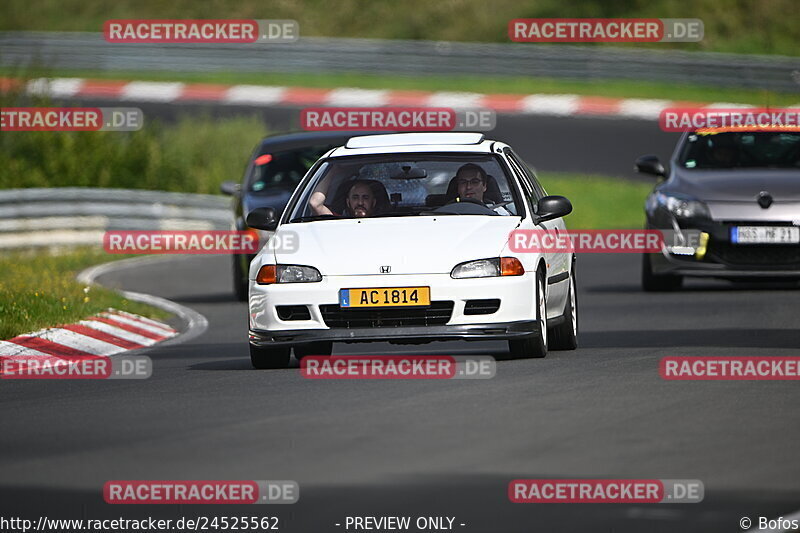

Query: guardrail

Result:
[0,188,233,249]
[1,32,798,92]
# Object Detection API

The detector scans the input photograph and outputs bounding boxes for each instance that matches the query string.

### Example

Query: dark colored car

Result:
[221,131,379,300]
[637,131,800,291]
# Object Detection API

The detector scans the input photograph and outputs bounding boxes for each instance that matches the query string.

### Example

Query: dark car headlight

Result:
[655,192,711,219]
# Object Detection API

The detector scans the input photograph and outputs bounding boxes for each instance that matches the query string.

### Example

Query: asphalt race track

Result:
[1,109,799,532]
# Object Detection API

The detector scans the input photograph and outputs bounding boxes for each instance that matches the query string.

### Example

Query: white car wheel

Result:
[550,267,578,350]
[508,270,548,359]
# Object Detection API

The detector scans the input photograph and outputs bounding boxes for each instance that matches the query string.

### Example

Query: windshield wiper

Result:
[289,214,341,223]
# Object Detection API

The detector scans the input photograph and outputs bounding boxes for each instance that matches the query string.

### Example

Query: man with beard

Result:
[309,178,378,218]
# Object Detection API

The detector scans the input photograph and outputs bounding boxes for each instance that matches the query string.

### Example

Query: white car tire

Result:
[549,267,578,350]
[293,342,333,361]
[507,270,548,359]
[250,344,291,369]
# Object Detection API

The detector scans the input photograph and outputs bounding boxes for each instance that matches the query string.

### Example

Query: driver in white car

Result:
[455,163,488,201]
[454,163,512,215]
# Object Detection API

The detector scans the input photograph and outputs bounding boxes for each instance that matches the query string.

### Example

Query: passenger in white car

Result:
[309,177,378,218]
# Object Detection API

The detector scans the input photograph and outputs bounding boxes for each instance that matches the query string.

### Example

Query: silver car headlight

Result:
[656,192,711,219]
[256,264,322,284]
[278,265,322,283]
[451,257,525,279]
[451,258,500,279]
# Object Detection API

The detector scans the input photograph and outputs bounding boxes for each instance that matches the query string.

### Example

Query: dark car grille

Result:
[276,305,312,321]
[464,299,501,315]
[708,243,800,268]
[319,301,454,328]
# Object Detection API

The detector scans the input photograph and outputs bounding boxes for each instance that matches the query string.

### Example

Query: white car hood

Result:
[273,216,522,275]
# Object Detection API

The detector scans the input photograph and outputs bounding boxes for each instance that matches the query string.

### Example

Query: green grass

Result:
[539,173,651,229]
[5,67,799,107]
[2,0,799,56]
[0,248,171,340]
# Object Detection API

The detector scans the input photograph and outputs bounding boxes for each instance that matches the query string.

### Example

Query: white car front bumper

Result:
[248,272,540,345]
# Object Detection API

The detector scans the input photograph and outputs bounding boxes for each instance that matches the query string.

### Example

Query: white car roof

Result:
[329,132,502,157]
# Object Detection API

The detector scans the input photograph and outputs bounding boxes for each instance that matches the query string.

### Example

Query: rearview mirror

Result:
[390,166,427,179]
[246,207,278,231]
[635,155,666,178]
[534,195,572,224]
[220,181,240,195]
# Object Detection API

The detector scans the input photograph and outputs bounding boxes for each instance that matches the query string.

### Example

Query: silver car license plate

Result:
[731,226,800,244]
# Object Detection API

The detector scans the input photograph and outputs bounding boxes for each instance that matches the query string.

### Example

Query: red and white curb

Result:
[0,77,773,121]
[0,309,176,374]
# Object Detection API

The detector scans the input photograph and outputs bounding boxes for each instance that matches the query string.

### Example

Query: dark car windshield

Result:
[678,131,800,169]
[246,145,339,192]
[287,154,520,221]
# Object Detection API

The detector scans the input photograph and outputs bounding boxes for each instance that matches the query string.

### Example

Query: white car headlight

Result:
[656,192,711,219]
[278,265,322,283]
[452,258,500,279]
[451,257,524,279]
[256,264,322,284]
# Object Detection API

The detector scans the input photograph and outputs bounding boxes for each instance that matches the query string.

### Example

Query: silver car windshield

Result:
[287,155,520,222]
[679,132,800,169]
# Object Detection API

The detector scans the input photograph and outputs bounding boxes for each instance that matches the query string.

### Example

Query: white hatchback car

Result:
[246,132,577,368]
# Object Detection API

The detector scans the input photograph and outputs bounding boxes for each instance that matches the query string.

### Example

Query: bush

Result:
[1,89,267,194]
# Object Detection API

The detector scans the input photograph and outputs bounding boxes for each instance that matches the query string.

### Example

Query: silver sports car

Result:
[637,131,800,290]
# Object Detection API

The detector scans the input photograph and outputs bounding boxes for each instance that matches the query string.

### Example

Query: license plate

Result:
[731,226,800,244]
[339,287,430,308]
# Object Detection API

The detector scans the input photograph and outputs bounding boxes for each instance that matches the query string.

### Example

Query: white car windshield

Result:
[288,155,521,221]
